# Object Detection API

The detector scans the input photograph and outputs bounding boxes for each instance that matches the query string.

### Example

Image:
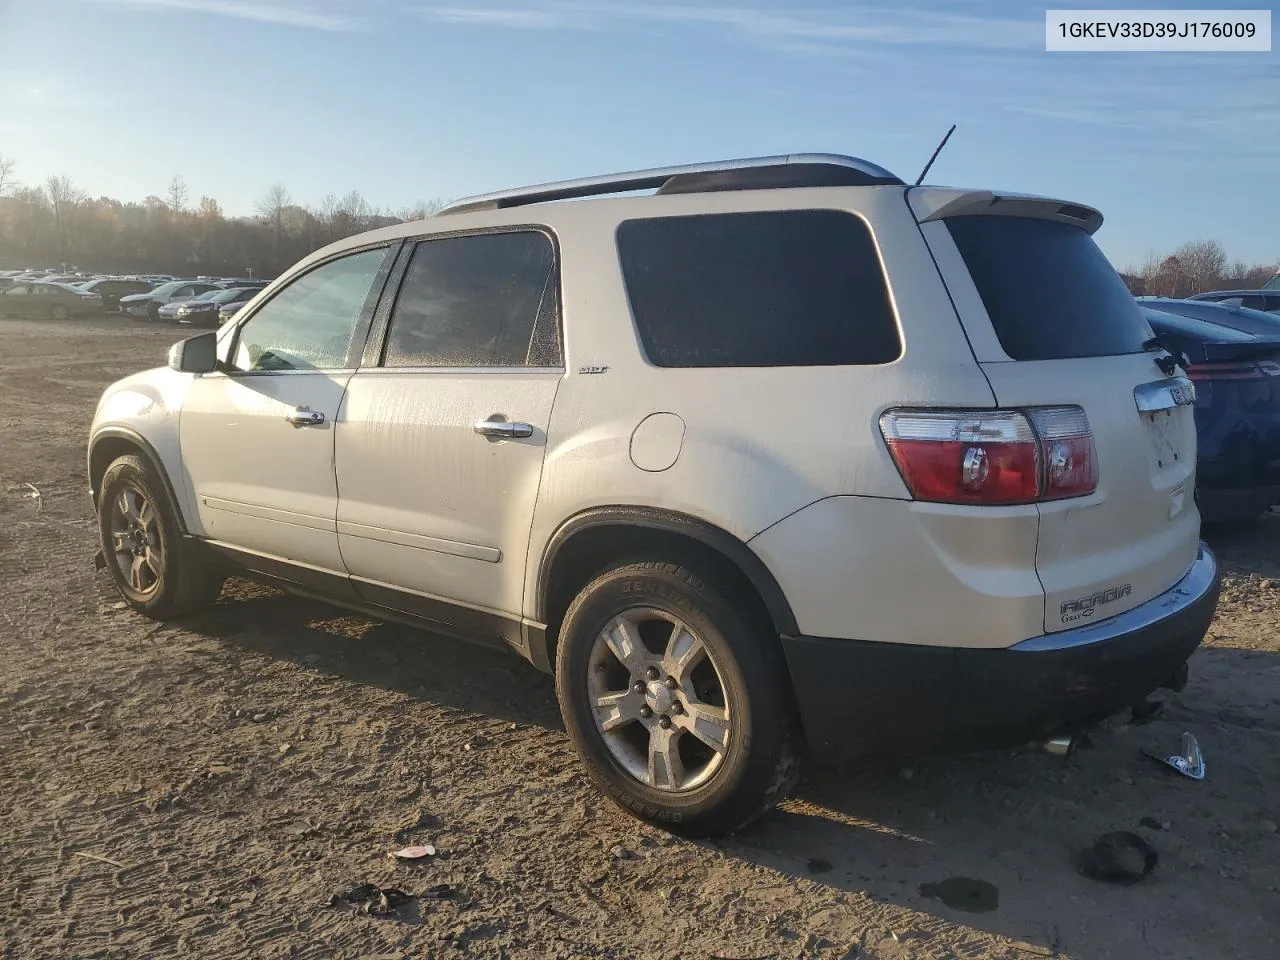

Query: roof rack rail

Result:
[438,153,902,215]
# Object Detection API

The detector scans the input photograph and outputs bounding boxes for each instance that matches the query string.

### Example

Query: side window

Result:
[382,231,560,368]
[1265,295,1280,313]
[232,247,389,373]
[1240,295,1267,310]
[6,285,29,296]
[616,210,901,367]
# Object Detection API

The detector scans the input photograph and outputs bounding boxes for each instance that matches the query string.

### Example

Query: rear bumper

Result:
[781,545,1220,763]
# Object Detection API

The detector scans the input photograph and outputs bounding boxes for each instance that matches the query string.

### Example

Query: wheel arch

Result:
[533,507,798,670]
[88,427,189,534]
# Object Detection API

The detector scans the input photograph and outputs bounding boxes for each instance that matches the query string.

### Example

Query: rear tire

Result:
[97,454,223,619]
[555,557,801,836]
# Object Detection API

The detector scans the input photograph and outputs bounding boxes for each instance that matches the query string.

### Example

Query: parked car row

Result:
[0,268,269,326]
[121,279,268,326]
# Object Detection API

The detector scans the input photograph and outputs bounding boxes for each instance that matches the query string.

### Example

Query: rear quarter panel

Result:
[521,186,997,622]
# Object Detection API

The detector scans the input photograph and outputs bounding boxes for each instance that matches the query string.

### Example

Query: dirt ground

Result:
[1,316,1277,960]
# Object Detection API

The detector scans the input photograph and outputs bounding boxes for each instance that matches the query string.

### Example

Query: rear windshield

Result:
[617,210,901,368]
[947,216,1150,361]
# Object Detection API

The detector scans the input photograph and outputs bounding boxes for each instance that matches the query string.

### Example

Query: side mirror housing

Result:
[168,331,219,373]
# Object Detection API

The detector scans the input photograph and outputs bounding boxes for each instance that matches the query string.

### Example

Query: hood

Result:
[118,293,155,305]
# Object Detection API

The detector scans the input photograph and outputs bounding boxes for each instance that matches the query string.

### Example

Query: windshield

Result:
[1265,273,1280,291]
[946,215,1152,360]
[151,281,186,296]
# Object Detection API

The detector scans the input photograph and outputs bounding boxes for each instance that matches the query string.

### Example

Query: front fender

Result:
[89,367,202,533]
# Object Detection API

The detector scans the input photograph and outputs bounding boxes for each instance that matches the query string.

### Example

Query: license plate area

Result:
[1143,408,1186,468]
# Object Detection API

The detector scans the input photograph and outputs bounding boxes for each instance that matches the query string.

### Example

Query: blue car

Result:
[1138,297,1280,337]
[1141,306,1280,521]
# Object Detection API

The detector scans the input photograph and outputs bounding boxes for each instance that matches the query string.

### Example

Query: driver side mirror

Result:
[168,331,219,374]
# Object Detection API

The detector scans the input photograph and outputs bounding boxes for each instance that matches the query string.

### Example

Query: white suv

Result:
[89,154,1220,835]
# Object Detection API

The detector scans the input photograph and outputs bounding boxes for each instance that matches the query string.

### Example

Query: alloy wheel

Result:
[108,486,163,596]
[586,607,732,792]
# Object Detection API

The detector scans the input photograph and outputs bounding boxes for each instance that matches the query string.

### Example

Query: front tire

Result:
[555,558,801,836]
[97,454,223,619]
[51,304,69,321]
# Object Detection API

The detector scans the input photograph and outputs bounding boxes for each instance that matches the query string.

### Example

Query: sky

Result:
[0,0,1276,269]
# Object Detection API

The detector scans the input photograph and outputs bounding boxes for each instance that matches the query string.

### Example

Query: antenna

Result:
[914,125,956,186]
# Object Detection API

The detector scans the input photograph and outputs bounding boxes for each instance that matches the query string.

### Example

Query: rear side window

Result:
[946,216,1150,361]
[383,231,561,368]
[616,210,900,367]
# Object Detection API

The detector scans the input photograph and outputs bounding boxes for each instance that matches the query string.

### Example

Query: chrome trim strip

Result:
[440,153,901,215]
[201,496,336,532]
[1134,376,1196,413]
[1012,545,1217,652]
[336,520,501,563]
[351,366,563,376]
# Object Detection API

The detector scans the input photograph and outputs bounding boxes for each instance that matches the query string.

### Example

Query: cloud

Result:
[419,3,1041,53]
[88,0,362,32]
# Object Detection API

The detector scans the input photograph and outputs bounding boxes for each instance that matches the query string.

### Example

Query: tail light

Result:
[879,406,1098,505]
[1186,361,1276,382]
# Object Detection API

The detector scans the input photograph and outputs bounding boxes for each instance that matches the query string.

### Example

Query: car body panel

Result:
[1187,289,1280,313]
[336,369,561,622]
[1137,297,1280,337]
[179,369,354,577]
[918,216,1200,634]
[1143,306,1280,520]
[90,366,202,526]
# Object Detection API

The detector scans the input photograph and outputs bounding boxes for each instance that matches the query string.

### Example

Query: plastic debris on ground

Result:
[1144,731,1205,780]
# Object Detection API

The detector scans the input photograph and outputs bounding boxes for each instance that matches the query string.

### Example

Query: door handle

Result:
[474,418,533,439]
[286,406,326,426]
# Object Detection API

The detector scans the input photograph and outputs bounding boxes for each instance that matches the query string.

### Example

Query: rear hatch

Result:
[912,189,1200,631]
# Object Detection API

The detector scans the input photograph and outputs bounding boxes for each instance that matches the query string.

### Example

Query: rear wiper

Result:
[1143,336,1190,376]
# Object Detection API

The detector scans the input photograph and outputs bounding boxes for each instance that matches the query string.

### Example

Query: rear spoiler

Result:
[1200,339,1280,363]
[908,187,1104,234]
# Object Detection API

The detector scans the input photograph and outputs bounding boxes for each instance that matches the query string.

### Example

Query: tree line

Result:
[1123,240,1275,298]
[0,156,442,279]
[1,155,1274,292]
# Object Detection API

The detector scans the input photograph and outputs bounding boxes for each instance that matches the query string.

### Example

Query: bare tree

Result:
[45,174,85,264]
[397,198,443,221]
[337,190,371,232]
[167,175,189,214]
[0,154,15,196]
[1242,263,1278,288]
[1173,240,1228,295]
[256,183,293,268]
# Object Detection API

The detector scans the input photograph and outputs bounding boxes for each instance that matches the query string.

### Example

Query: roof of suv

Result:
[438,154,905,216]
